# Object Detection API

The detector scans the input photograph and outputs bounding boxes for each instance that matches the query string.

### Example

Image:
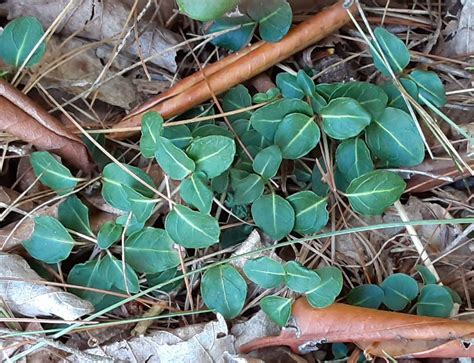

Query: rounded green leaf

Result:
[155,136,195,180]
[287,191,328,235]
[251,193,295,240]
[252,145,282,179]
[233,173,265,205]
[102,162,155,211]
[306,266,343,308]
[335,138,374,182]
[192,124,233,139]
[101,254,140,293]
[346,284,384,309]
[222,85,252,122]
[416,265,437,285]
[201,264,247,319]
[366,107,424,167]
[58,196,93,237]
[67,258,112,307]
[122,185,155,223]
[31,151,79,193]
[260,296,293,327]
[116,214,144,236]
[97,221,123,249]
[186,136,236,178]
[330,82,388,118]
[285,261,321,293]
[209,15,256,52]
[309,92,327,113]
[147,267,183,295]
[346,170,406,216]
[125,227,180,274]
[274,113,320,159]
[162,125,193,149]
[180,172,213,214]
[211,170,229,194]
[243,257,286,288]
[320,98,372,140]
[410,70,447,108]
[0,16,46,67]
[165,205,220,248]
[381,273,419,311]
[296,70,315,96]
[381,78,419,112]
[276,72,304,99]
[233,119,252,137]
[247,0,292,42]
[370,27,410,76]
[23,216,74,263]
[416,285,453,318]
[140,112,164,158]
[177,0,238,21]
[250,98,313,142]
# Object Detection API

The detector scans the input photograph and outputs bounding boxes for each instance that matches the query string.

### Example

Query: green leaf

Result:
[116,213,145,236]
[243,257,286,288]
[320,98,372,140]
[82,133,109,169]
[287,191,328,234]
[381,79,419,112]
[370,27,410,76]
[311,160,329,197]
[222,85,252,122]
[220,224,253,248]
[155,136,195,180]
[330,82,388,118]
[97,221,123,249]
[416,265,437,285]
[241,130,270,149]
[247,0,292,42]
[274,113,320,159]
[346,284,384,309]
[309,92,327,113]
[180,172,214,214]
[192,124,233,139]
[101,254,140,293]
[416,285,453,318]
[211,170,229,194]
[334,167,351,192]
[165,205,220,248]
[250,98,313,142]
[58,196,93,237]
[233,173,265,205]
[276,72,304,99]
[102,162,155,211]
[209,15,256,51]
[252,145,282,179]
[125,227,180,274]
[409,70,447,107]
[253,87,281,104]
[123,185,155,223]
[0,16,46,67]
[186,136,236,178]
[251,193,295,240]
[306,266,343,308]
[365,107,424,167]
[162,125,193,149]
[140,112,164,158]
[260,296,292,327]
[23,216,74,263]
[315,83,342,100]
[380,273,419,311]
[335,138,374,182]
[201,264,247,319]
[147,267,183,295]
[444,286,462,304]
[31,151,79,193]
[177,0,238,21]
[296,70,315,96]
[67,258,112,307]
[346,170,406,215]
[285,261,321,293]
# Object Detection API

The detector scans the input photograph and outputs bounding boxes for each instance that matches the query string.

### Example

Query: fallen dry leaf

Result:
[2,0,181,72]
[240,298,474,359]
[77,314,236,362]
[0,80,94,172]
[0,253,94,320]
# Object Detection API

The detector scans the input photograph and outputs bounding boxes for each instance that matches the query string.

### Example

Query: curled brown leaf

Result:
[0,80,94,172]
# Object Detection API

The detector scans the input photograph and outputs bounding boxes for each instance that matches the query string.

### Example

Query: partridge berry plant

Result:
[25,26,456,325]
